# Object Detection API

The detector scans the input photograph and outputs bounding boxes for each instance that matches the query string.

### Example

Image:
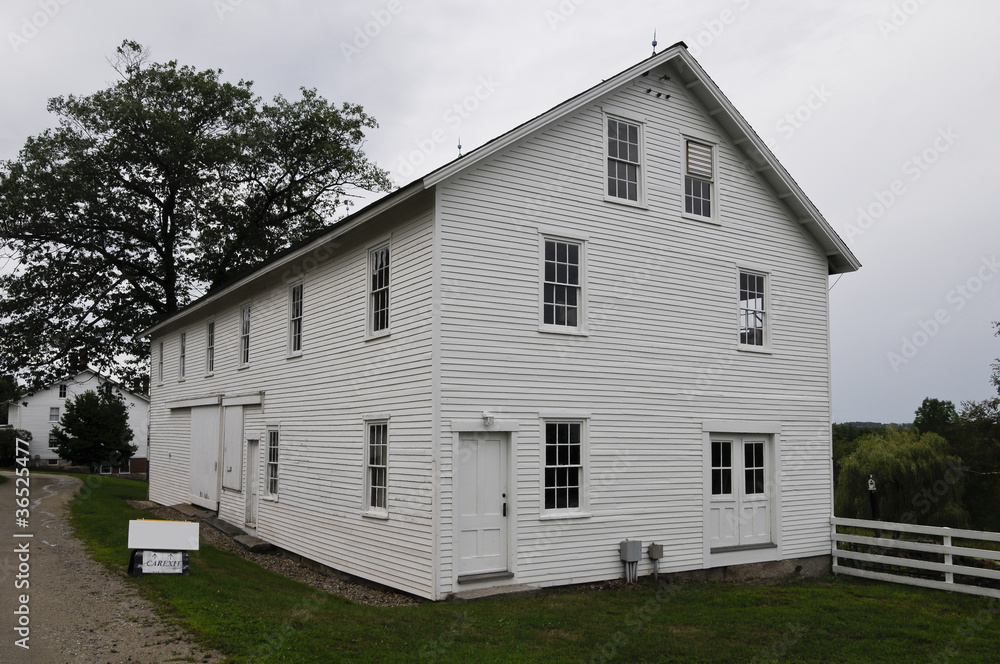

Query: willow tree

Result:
[0,40,391,388]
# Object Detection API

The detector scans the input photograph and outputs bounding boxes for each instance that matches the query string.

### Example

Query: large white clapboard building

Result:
[144,43,859,600]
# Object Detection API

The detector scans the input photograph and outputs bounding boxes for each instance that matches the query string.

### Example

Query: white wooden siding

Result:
[10,371,149,466]
[435,63,833,595]
[148,196,438,598]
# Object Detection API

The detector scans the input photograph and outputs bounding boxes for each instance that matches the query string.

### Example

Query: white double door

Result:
[708,435,771,549]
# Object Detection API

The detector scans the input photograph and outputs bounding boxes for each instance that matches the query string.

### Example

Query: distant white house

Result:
[6,369,149,474]
[143,43,859,600]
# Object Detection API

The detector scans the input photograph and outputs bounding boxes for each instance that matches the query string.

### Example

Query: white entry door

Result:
[456,433,508,576]
[708,435,772,549]
[245,439,259,526]
[189,405,222,510]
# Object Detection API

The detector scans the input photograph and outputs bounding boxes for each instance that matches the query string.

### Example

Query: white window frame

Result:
[265,426,279,499]
[680,132,719,224]
[540,417,589,518]
[157,341,164,385]
[178,331,186,381]
[603,109,647,208]
[737,266,771,352]
[99,463,112,475]
[538,233,587,335]
[48,432,58,449]
[205,320,215,376]
[367,242,391,339]
[58,384,67,398]
[363,419,389,517]
[49,407,60,423]
[239,304,251,368]
[288,282,304,356]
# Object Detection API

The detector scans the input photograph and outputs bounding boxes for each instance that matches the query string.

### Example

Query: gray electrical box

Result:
[648,543,663,560]
[619,539,642,562]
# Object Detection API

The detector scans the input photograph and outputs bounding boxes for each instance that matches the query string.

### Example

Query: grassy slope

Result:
[69,476,1000,663]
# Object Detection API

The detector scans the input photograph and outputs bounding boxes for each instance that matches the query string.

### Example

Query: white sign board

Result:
[128,520,200,551]
[141,550,185,574]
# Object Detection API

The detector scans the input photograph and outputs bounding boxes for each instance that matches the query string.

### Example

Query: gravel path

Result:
[0,472,222,664]
[0,471,421,664]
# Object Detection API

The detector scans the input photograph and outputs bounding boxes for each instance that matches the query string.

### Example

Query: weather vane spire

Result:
[651,29,658,56]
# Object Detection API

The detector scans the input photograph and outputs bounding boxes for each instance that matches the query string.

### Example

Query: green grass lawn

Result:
[69,476,1000,663]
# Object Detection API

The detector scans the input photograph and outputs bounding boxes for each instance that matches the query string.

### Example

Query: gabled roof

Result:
[22,369,149,402]
[143,43,858,338]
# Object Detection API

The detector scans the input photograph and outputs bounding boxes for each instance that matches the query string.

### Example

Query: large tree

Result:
[0,40,390,388]
[51,387,135,470]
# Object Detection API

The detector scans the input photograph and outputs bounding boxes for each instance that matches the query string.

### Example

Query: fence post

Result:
[943,530,953,585]
[830,517,838,571]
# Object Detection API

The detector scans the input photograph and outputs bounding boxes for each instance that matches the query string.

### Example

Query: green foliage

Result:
[913,397,959,438]
[835,428,970,527]
[0,40,391,388]
[0,427,31,466]
[832,422,900,488]
[52,388,135,469]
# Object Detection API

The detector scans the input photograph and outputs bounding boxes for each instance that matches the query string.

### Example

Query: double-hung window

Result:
[684,139,715,220]
[206,321,215,374]
[239,305,251,367]
[543,420,584,512]
[607,117,642,203]
[739,270,767,347]
[289,283,303,354]
[365,421,388,515]
[265,428,279,497]
[179,332,186,379]
[369,244,390,336]
[542,238,583,330]
[157,341,164,384]
[58,384,67,398]
[49,407,59,422]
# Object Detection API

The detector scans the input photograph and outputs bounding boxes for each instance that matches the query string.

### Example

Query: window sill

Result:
[538,325,589,337]
[238,364,250,371]
[204,373,214,379]
[681,211,721,226]
[366,329,391,342]
[539,511,591,521]
[362,510,389,520]
[178,378,186,383]
[286,351,303,360]
[262,495,278,503]
[603,194,648,210]
[737,344,772,355]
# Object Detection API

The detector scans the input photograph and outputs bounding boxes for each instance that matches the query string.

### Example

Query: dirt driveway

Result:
[0,472,221,663]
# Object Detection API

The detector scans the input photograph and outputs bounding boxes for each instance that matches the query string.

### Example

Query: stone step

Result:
[205,517,245,537]
[233,534,272,553]
[171,503,215,519]
[449,583,541,602]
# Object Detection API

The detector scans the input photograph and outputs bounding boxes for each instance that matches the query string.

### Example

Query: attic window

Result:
[606,117,642,203]
[684,139,715,219]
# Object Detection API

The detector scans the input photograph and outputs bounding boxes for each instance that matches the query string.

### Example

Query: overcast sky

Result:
[2,0,998,423]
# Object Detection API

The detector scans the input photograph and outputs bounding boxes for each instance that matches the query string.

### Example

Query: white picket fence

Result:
[832,516,1000,599]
